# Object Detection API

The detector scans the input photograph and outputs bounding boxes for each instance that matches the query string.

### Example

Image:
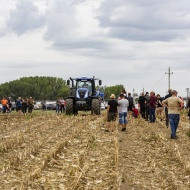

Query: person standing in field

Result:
[118,93,129,131]
[127,92,134,120]
[22,98,28,114]
[187,97,190,129]
[162,90,184,139]
[164,89,172,127]
[149,91,157,123]
[156,94,164,121]
[145,92,150,121]
[7,97,12,113]
[105,94,118,132]
[138,92,146,119]
[1,97,8,113]
[41,100,46,111]
[16,97,22,115]
[28,97,34,113]
[56,98,61,113]
[60,97,65,113]
[187,97,190,119]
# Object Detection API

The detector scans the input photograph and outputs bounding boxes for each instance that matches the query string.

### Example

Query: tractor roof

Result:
[76,77,93,81]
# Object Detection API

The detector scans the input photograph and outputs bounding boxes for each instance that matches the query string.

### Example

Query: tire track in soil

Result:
[119,116,190,190]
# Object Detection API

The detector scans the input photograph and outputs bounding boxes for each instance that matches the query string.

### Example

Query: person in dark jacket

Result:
[138,92,146,119]
[187,97,190,119]
[145,92,150,121]
[149,91,157,123]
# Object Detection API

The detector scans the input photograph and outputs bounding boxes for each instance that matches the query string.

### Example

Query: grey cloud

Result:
[52,38,110,50]
[7,0,46,35]
[97,0,190,41]
[44,0,111,50]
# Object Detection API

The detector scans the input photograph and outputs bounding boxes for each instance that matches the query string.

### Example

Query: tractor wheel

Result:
[66,99,74,115]
[91,99,101,115]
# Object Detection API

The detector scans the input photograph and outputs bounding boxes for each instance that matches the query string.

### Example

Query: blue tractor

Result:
[66,77,102,115]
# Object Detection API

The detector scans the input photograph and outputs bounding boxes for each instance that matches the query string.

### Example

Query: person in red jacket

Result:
[149,91,157,123]
[132,106,139,118]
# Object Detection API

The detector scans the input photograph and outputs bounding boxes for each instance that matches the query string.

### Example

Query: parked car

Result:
[101,102,105,110]
[104,101,108,109]
[12,102,16,111]
[46,103,56,110]
[34,104,40,110]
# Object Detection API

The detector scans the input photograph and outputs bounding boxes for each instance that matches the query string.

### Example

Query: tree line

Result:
[0,76,125,101]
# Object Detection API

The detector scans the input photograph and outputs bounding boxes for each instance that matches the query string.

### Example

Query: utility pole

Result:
[165,67,173,90]
[142,87,144,94]
[186,88,189,100]
[133,88,135,97]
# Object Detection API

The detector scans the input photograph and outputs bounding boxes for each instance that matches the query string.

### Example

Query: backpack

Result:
[127,96,134,106]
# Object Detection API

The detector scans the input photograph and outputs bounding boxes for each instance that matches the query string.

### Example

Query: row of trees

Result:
[0,76,126,101]
[0,76,70,101]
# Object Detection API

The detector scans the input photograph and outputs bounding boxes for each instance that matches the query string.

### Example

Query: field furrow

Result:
[0,111,190,189]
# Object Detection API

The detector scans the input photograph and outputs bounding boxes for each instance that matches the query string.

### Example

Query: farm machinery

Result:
[65,77,102,115]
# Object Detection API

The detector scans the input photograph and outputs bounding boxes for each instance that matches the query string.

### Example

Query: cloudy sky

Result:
[0,0,190,97]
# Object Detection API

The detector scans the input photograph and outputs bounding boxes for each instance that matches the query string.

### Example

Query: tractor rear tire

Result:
[66,99,74,115]
[91,99,101,115]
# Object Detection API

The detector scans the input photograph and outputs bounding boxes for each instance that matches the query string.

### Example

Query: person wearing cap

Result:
[105,94,118,132]
[162,90,184,139]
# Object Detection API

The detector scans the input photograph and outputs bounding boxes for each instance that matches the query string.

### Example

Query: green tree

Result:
[0,76,69,100]
[104,84,125,100]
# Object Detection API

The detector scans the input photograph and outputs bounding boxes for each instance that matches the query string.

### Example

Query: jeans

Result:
[2,105,7,113]
[119,112,127,124]
[168,114,180,138]
[56,105,60,113]
[149,107,156,122]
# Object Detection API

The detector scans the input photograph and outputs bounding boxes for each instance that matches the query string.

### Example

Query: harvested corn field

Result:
[0,112,190,189]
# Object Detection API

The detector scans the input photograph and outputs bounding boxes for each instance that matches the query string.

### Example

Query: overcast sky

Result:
[0,0,190,97]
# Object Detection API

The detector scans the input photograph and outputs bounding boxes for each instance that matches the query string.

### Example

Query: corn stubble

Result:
[0,110,190,189]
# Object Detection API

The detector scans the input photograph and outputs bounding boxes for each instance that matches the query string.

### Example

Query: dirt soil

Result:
[0,111,190,190]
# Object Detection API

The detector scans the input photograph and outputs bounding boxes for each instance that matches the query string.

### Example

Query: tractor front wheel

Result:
[66,99,74,115]
[91,99,101,115]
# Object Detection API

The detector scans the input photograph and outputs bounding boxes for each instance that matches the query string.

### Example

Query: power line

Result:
[152,74,166,88]
[172,66,190,70]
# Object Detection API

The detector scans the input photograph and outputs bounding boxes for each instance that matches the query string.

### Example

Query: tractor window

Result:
[77,81,92,94]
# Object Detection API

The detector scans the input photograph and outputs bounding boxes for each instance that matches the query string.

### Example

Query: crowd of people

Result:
[1,97,66,114]
[55,97,65,113]
[1,89,190,140]
[1,97,35,114]
[105,88,190,140]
